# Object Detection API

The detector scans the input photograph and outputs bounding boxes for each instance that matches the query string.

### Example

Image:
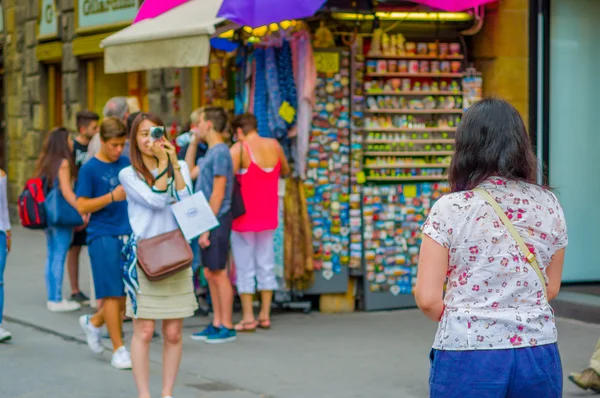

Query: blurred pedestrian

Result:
[569,342,600,391]
[119,113,197,397]
[67,110,99,306]
[229,114,289,332]
[86,96,130,162]
[416,98,568,398]
[178,108,208,165]
[35,128,82,312]
[0,167,11,342]
[76,117,132,369]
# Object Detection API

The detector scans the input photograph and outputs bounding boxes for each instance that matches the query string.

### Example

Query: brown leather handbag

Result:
[137,229,193,282]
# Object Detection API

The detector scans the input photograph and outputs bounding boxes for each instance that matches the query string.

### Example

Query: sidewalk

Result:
[3,227,600,397]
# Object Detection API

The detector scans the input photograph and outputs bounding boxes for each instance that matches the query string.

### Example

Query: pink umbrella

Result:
[411,0,497,12]
[133,0,190,23]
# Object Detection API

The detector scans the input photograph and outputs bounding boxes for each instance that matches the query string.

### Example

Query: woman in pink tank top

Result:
[229,114,290,332]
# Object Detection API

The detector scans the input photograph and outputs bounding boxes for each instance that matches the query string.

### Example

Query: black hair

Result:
[448,98,538,192]
[76,110,99,131]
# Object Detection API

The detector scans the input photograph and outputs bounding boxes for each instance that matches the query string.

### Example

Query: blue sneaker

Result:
[205,327,237,344]
[190,324,220,341]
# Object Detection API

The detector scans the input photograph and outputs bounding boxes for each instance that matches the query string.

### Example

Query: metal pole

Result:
[536,8,545,185]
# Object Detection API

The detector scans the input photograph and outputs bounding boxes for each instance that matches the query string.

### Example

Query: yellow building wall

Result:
[473,0,530,123]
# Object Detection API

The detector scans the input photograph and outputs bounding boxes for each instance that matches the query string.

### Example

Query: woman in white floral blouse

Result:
[417,98,567,398]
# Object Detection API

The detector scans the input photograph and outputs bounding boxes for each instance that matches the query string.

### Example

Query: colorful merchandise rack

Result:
[303,48,351,294]
[358,38,469,310]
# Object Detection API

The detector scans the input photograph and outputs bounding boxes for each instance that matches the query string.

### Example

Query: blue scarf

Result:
[121,234,140,317]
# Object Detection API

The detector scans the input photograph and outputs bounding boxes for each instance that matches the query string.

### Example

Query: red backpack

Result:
[18,177,48,229]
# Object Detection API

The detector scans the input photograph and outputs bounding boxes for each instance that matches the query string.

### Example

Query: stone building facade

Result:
[1,0,196,207]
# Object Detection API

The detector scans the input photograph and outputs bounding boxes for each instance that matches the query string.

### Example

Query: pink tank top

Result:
[232,142,281,232]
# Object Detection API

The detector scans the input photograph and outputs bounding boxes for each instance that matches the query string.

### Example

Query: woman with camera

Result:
[119,113,197,398]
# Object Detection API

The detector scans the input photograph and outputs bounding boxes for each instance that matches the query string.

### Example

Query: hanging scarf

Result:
[234,46,247,116]
[121,234,140,317]
[253,48,271,138]
[275,39,298,128]
[265,47,287,139]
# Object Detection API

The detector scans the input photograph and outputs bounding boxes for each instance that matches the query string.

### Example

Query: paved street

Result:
[2,227,600,397]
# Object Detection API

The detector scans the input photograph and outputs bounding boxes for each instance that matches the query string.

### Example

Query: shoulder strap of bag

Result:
[473,188,547,300]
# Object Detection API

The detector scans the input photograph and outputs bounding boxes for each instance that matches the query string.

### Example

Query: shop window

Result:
[47,64,62,128]
[549,0,600,281]
[86,59,147,116]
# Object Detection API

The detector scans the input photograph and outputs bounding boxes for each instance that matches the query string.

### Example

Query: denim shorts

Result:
[88,235,126,299]
[429,343,562,398]
[201,212,232,271]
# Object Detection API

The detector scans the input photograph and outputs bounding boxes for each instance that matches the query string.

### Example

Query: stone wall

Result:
[4,0,43,205]
[60,0,81,131]
[147,68,193,132]
[472,0,530,123]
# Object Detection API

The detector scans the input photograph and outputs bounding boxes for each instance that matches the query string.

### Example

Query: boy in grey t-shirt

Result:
[189,107,237,344]
[195,143,233,217]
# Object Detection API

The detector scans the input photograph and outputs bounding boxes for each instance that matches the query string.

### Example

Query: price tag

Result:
[356,171,366,184]
[403,185,417,198]
[278,101,296,124]
[314,51,340,74]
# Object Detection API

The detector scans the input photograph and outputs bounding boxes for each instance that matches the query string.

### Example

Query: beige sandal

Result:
[234,320,258,332]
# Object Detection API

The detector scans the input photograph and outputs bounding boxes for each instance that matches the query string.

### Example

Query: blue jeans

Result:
[0,232,7,323]
[430,343,562,398]
[44,226,72,302]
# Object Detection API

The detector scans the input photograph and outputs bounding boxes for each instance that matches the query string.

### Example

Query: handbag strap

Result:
[473,188,548,300]
[238,141,244,180]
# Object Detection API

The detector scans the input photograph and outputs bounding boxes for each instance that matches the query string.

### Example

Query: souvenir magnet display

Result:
[305,50,352,278]
[362,183,450,295]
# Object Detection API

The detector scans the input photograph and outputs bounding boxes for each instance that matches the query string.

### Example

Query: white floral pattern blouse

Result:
[422,177,568,351]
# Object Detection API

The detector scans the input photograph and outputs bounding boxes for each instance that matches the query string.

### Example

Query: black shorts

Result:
[71,229,88,247]
[201,212,232,271]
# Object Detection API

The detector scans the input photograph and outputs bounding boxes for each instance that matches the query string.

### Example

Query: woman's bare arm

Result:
[416,235,449,321]
[58,159,79,210]
[546,248,565,301]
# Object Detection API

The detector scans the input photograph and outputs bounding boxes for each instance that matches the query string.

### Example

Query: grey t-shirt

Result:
[195,143,233,218]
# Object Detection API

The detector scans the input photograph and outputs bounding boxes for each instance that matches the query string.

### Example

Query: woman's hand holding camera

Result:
[150,138,178,167]
[150,141,170,168]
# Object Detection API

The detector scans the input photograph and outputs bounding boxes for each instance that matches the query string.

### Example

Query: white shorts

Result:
[230,230,277,294]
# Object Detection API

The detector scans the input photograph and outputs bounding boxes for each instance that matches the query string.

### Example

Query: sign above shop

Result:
[39,0,58,40]
[76,0,141,33]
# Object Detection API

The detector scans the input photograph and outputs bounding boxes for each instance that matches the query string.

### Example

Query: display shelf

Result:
[365,54,464,60]
[304,48,352,287]
[366,176,448,181]
[365,109,463,114]
[365,91,462,96]
[365,139,455,144]
[364,151,454,156]
[364,163,450,169]
[364,127,456,132]
[366,72,463,78]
